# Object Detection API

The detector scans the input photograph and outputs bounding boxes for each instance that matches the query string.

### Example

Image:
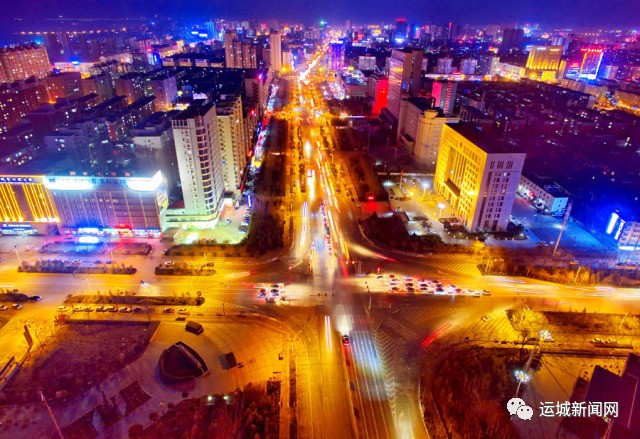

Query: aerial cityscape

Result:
[0,1,639,438]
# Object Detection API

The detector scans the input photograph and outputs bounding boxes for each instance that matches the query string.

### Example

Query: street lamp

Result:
[421,183,429,200]
[437,203,446,219]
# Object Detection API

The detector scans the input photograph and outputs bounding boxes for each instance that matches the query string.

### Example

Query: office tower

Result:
[0,44,51,84]
[270,31,282,73]
[598,65,618,80]
[282,50,293,71]
[216,96,247,194]
[387,48,423,120]
[241,42,257,69]
[358,56,376,71]
[368,74,388,116]
[447,23,462,40]
[395,18,408,43]
[397,97,459,169]
[579,48,604,80]
[526,46,563,71]
[172,104,224,217]
[150,73,177,111]
[232,40,244,68]
[434,123,526,232]
[0,77,48,134]
[460,58,478,75]
[431,81,457,115]
[436,57,454,74]
[224,30,237,68]
[330,41,345,71]
[500,28,524,51]
[206,20,216,39]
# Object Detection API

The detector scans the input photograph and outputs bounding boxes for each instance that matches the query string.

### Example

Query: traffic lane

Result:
[349,330,396,439]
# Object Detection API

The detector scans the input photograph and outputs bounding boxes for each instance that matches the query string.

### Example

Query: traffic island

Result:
[158,342,208,384]
[18,260,137,275]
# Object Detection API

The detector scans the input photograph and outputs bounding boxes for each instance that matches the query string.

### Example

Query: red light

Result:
[367,196,374,201]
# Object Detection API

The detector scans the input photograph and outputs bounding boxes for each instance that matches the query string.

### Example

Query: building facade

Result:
[434,123,526,232]
[172,104,224,219]
[398,97,459,169]
[269,31,282,73]
[216,96,247,195]
[431,81,457,115]
[0,44,51,84]
[387,48,423,120]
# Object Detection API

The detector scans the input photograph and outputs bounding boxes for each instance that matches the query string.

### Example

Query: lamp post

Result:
[421,183,428,200]
[14,245,22,265]
[437,203,446,219]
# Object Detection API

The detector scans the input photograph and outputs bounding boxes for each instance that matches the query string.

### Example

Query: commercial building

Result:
[330,41,345,71]
[45,171,168,235]
[517,172,569,215]
[525,46,563,80]
[397,97,459,169]
[172,104,224,220]
[216,96,247,195]
[431,81,457,115]
[269,31,282,73]
[578,48,604,80]
[436,57,453,74]
[434,123,526,232]
[368,74,388,116]
[460,58,478,75]
[0,44,51,84]
[0,175,59,235]
[387,48,423,120]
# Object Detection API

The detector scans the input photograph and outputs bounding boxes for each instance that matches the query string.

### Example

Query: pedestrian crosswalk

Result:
[198,298,245,309]
[379,316,420,343]
[336,313,370,332]
[429,262,482,277]
[400,305,464,326]
[457,313,519,341]
[373,329,401,420]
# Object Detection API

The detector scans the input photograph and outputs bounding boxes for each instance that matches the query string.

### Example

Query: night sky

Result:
[2,0,639,29]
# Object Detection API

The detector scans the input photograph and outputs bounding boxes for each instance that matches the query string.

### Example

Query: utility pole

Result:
[552,202,572,257]
[41,391,64,439]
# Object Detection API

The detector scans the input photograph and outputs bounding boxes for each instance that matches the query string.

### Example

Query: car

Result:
[177,307,189,314]
[95,306,106,312]
[342,335,350,346]
[387,274,396,279]
[119,307,131,313]
[71,259,82,264]
[481,315,493,322]
[270,289,280,296]
[265,296,276,303]
[376,275,384,279]
[482,290,492,296]
[389,286,400,293]
[83,307,94,312]
[140,280,149,287]
[270,283,284,289]
[472,291,482,297]
[163,307,175,314]
[225,218,231,224]
[132,306,143,313]
[258,289,267,297]
[0,305,8,311]
[404,282,414,288]
[28,295,42,301]
[105,260,113,264]
[58,305,69,312]
[165,261,174,265]
[407,287,416,293]
[106,306,118,312]
[94,259,103,264]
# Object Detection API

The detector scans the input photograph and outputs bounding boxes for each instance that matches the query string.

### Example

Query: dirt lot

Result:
[2,321,158,404]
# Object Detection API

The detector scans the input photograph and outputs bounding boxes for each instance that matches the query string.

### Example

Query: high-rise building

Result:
[526,46,563,71]
[282,50,293,71]
[460,58,478,75]
[477,53,501,76]
[598,64,618,80]
[578,48,604,80]
[368,74,388,116]
[330,41,345,72]
[224,30,237,68]
[436,57,453,74]
[115,73,151,105]
[387,48,423,120]
[434,123,526,232]
[216,96,247,194]
[395,18,408,44]
[240,42,258,69]
[172,104,224,218]
[205,20,216,40]
[500,29,524,51]
[431,81,457,115]
[81,73,115,103]
[270,31,282,73]
[397,97,459,169]
[0,44,51,84]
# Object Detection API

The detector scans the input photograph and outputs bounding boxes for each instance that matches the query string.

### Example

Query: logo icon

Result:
[507,397,533,421]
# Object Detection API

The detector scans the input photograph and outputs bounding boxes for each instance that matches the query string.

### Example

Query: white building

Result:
[434,123,526,232]
[216,96,247,195]
[270,31,282,73]
[397,97,459,170]
[517,173,569,214]
[172,104,224,219]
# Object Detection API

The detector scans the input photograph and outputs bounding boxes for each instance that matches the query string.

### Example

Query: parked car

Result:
[28,295,41,301]
[119,307,131,313]
[132,307,143,313]
[95,306,106,312]
[163,307,175,313]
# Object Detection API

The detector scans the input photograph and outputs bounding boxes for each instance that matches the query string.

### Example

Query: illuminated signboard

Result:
[0,177,36,184]
[606,211,620,235]
[44,177,94,191]
[125,171,163,192]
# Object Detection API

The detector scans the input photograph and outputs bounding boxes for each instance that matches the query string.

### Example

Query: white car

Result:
[481,315,493,322]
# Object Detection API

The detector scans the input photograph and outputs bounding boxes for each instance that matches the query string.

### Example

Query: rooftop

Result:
[447,122,525,155]
[174,103,215,120]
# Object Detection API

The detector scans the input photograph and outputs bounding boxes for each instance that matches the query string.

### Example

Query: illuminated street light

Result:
[437,202,446,219]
